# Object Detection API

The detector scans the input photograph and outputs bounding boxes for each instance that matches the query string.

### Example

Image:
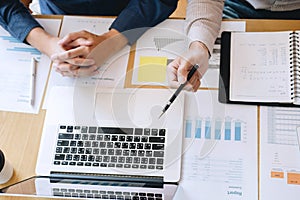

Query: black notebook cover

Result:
[218,31,300,107]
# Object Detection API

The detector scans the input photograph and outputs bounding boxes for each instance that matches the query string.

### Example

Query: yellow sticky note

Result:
[138,56,167,83]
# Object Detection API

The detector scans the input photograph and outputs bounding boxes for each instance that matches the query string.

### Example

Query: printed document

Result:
[0,18,61,114]
[44,16,130,108]
[174,90,258,200]
[260,106,300,200]
[130,20,245,89]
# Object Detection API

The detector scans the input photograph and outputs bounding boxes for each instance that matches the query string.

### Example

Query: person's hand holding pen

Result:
[167,41,210,92]
[159,64,199,118]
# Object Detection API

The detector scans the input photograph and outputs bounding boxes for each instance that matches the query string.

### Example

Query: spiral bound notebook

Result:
[219,31,300,107]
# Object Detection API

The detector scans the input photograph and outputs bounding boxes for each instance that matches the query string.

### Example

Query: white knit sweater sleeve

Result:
[185,0,224,54]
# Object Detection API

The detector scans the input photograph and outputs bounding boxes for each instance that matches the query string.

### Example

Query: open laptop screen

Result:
[0,176,177,199]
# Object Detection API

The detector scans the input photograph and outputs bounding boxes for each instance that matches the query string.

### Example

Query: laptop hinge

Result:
[50,171,164,186]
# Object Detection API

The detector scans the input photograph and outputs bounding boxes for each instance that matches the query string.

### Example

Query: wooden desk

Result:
[0,111,46,200]
[0,1,187,199]
[1,16,300,200]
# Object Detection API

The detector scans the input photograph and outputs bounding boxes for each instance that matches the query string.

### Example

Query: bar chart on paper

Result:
[0,35,41,59]
[184,117,245,142]
[0,28,41,108]
[177,90,258,200]
[181,117,249,192]
[0,18,61,113]
[153,37,184,51]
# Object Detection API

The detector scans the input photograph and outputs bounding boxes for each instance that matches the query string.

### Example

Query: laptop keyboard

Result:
[53,125,166,170]
[52,187,163,200]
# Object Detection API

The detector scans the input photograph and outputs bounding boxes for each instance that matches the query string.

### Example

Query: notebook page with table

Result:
[220,31,300,106]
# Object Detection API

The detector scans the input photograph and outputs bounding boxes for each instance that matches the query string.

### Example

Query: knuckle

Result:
[66,33,73,39]
[81,30,88,35]
[65,51,72,59]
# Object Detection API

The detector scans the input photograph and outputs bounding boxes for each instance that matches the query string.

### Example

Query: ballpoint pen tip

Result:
[158,112,164,119]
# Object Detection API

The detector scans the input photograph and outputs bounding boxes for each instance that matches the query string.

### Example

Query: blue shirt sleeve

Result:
[110,0,178,45]
[0,0,42,43]
[0,0,177,44]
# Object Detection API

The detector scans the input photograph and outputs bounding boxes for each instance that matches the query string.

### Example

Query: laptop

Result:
[0,86,185,199]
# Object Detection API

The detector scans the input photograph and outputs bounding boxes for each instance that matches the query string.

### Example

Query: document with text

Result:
[44,16,130,108]
[174,90,258,200]
[130,20,245,89]
[260,106,300,200]
[0,18,61,114]
[223,31,300,105]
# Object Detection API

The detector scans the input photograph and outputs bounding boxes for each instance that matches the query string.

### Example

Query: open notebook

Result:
[219,31,300,107]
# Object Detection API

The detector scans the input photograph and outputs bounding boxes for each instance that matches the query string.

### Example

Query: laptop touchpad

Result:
[95,92,136,126]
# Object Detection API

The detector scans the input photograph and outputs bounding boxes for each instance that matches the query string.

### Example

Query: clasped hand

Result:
[51,29,127,77]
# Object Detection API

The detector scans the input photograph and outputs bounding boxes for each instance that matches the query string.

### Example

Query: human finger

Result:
[64,57,95,67]
[187,74,201,91]
[52,55,95,67]
[192,79,201,92]
[55,62,79,73]
[62,71,76,77]
[166,61,182,89]
[187,74,197,87]
[167,62,179,81]
[177,62,193,84]
[76,65,99,77]
[63,38,93,50]
[51,46,89,60]
[169,80,181,89]
[184,83,193,91]
[58,31,91,46]
[54,67,75,77]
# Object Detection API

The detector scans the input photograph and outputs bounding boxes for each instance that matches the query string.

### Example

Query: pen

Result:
[30,58,37,106]
[159,64,199,119]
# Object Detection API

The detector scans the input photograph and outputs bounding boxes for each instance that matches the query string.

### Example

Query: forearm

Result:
[185,0,224,54]
[189,41,210,63]
[0,0,42,42]
[26,27,60,57]
[0,1,58,57]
